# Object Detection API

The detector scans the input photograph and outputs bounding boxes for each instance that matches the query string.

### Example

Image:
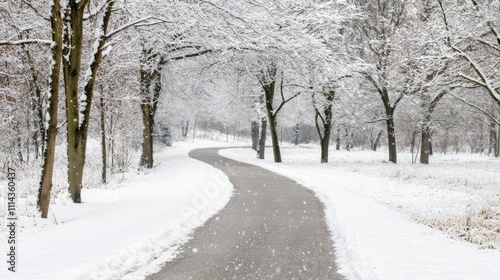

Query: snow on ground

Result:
[220,145,500,280]
[0,139,243,280]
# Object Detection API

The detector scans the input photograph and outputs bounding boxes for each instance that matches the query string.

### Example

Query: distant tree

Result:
[353,0,411,163]
[314,88,335,162]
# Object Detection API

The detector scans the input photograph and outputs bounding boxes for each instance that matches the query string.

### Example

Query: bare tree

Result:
[354,0,410,163]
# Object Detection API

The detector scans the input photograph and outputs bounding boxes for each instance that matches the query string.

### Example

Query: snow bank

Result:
[220,146,500,280]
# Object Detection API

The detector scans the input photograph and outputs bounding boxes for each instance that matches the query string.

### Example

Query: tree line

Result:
[0,0,499,218]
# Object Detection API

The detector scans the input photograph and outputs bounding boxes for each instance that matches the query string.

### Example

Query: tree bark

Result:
[182,120,189,139]
[140,103,154,168]
[292,123,300,145]
[64,0,115,203]
[100,96,107,184]
[318,109,333,163]
[372,130,382,151]
[16,132,23,162]
[489,120,497,155]
[110,113,115,172]
[336,127,340,151]
[138,49,161,169]
[267,112,281,162]
[261,67,282,163]
[251,121,259,151]
[386,115,397,163]
[410,128,418,155]
[192,116,198,142]
[63,4,85,203]
[31,94,41,160]
[25,49,45,160]
[345,126,351,152]
[496,125,500,157]
[420,127,431,164]
[233,120,238,143]
[258,118,267,159]
[38,0,62,218]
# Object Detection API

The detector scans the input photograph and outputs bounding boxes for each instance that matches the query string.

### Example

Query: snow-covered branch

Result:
[449,91,500,125]
[453,46,500,103]
[105,17,172,39]
[0,39,52,46]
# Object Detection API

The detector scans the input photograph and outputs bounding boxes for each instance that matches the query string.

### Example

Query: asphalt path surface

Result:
[147,147,343,280]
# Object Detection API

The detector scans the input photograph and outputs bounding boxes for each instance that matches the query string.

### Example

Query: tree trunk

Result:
[410,128,418,155]
[320,136,330,163]
[386,116,397,163]
[16,132,23,162]
[63,0,114,203]
[336,127,340,150]
[345,127,351,151]
[192,116,198,142]
[315,115,332,163]
[251,121,259,151]
[370,80,403,163]
[100,96,107,184]
[182,120,189,139]
[262,71,281,163]
[233,120,238,143]
[429,132,434,156]
[32,107,40,160]
[495,125,500,157]
[321,110,333,163]
[489,120,497,155]
[319,112,333,163]
[26,46,45,160]
[110,113,115,173]
[268,113,281,162]
[420,127,431,164]
[292,123,300,145]
[38,0,62,218]
[258,118,267,159]
[314,95,334,163]
[68,146,85,203]
[63,5,85,203]
[420,109,432,164]
[140,104,154,168]
[372,130,382,151]
[138,50,161,168]
[26,113,30,162]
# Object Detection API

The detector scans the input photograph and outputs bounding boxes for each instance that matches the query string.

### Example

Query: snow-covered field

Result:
[220,145,500,280]
[0,140,237,280]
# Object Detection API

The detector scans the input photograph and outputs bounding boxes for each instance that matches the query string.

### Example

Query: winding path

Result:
[147,147,343,280]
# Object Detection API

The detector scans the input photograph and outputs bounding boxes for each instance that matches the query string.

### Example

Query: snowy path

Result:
[147,147,343,280]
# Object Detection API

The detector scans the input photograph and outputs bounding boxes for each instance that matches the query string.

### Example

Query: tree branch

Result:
[393,92,404,107]
[448,91,500,125]
[0,39,52,46]
[273,92,301,117]
[21,0,50,21]
[105,16,171,40]
[365,118,388,124]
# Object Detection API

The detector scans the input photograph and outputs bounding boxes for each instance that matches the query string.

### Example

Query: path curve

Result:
[147,147,343,280]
